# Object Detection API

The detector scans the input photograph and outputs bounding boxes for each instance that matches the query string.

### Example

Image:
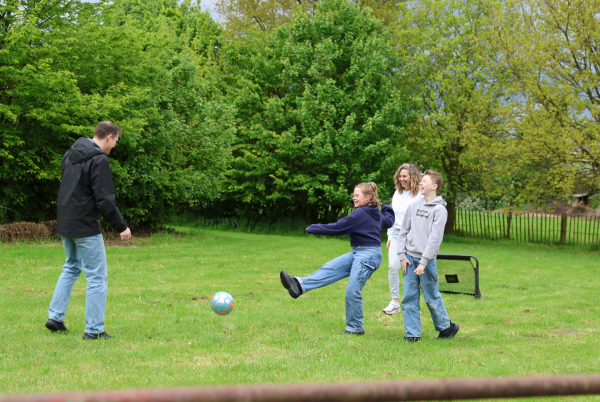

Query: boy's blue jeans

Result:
[296,246,382,333]
[48,234,108,334]
[401,254,451,338]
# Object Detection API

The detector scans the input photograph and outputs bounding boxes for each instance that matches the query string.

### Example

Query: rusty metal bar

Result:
[2,375,600,402]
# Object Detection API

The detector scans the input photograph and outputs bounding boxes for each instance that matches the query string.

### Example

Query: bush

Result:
[456,194,486,211]
[0,0,234,227]
[211,0,416,222]
[176,213,311,236]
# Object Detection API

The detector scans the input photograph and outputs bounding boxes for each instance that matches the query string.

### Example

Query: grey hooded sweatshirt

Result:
[396,195,448,266]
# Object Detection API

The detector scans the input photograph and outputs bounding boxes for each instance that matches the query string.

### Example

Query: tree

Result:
[213,0,416,221]
[487,0,600,202]
[395,0,509,233]
[0,0,113,222]
[0,0,235,225]
[214,0,403,34]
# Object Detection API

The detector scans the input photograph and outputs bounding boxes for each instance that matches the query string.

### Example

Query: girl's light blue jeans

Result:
[401,254,450,338]
[296,246,383,333]
[48,234,108,334]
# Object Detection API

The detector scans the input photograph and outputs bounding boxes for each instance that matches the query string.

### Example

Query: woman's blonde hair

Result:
[354,182,381,207]
[394,163,421,196]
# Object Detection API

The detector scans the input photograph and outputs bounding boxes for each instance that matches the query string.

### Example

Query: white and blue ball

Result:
[210,291,235,315]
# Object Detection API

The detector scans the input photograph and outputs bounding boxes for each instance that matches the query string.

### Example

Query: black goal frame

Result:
[436,254,482,298]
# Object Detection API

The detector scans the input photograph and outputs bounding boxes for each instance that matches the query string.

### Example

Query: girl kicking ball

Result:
[280,183,394,335]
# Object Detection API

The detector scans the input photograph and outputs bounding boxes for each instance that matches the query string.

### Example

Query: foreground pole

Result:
[3,375,600,402]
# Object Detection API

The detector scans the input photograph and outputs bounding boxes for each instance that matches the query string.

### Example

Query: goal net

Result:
[436,254,482,298]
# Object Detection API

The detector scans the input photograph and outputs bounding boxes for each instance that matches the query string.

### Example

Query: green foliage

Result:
[0,0,97,222]
[99,0,236,225]
[0,0,234,226]
[214,0,416,221]
[214,0,403,34]
[471,0,600,204]
[394,0,509,232]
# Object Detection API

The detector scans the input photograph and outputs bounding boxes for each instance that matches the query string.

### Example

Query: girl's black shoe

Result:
[280,270,302,298]
[404,337,421,342]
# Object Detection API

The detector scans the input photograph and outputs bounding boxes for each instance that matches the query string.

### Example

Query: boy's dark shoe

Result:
[438,322,460,339]
[404,337,421,343]
[340,330,365,335]
[280,270,302,299]
[83,331,112,340]
[45,319,67,332]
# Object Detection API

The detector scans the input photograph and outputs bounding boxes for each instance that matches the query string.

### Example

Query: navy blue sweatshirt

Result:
[307,204,395,247]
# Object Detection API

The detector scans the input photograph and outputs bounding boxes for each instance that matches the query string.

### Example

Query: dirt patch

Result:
[101,226,179,246]
[103,239,135,247]
[552,328,578,335]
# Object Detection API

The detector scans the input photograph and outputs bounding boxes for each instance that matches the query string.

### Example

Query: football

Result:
[210,291,235,315]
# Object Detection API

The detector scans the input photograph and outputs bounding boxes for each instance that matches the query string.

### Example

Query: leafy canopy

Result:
[482,0,600,203]
[394,0,508,230]
[0,0,235,226]
[215,0,416,221]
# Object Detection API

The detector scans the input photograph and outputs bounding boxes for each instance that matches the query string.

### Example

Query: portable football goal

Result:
[436,254,482,298]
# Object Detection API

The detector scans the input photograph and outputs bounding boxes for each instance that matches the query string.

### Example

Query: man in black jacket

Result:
[46,121,131,340]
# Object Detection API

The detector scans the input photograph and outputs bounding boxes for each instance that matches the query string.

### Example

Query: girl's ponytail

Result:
[369,182,378,196]
[355,182,381,207]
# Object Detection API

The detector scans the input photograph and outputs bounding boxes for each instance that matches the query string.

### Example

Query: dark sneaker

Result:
[438,321,460,339]
[45,319,67,332]
[280,270,302,299]
[340,330,365,335]
[83,331,112,340]
[404,336,421,342]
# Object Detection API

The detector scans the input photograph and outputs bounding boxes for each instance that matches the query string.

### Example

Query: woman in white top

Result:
[383,163,421,314]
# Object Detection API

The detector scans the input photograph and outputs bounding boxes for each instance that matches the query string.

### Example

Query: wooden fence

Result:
[454,209,600,245]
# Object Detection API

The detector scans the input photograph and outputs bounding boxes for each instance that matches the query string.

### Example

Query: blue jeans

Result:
[401,254,450,338]
[48,234,108,334]
[297,246,383,333]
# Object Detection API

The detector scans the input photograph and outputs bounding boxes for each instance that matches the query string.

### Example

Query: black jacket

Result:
[57,138,127,237]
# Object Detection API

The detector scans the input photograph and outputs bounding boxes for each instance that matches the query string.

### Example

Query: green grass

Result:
[1,228,599,400]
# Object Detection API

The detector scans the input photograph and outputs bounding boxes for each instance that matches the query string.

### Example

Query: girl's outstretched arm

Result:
[380,204,395,230]
[307,214,356,236]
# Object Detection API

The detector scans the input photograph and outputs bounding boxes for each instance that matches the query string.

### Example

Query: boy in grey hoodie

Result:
[397,170,460,342]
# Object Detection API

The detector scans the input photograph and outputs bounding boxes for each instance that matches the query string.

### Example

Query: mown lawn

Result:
[1,227,599,400]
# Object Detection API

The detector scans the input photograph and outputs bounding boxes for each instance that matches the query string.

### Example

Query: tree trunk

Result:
[443,159,460,235]
[446,200,456,235]
[444,176,457,235]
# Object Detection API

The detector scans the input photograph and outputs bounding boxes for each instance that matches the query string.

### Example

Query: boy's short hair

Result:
[94,121,122,139]
[423,169,443,190]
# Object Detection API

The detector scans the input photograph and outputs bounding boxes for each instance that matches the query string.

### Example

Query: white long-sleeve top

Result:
[387,189,419,237]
